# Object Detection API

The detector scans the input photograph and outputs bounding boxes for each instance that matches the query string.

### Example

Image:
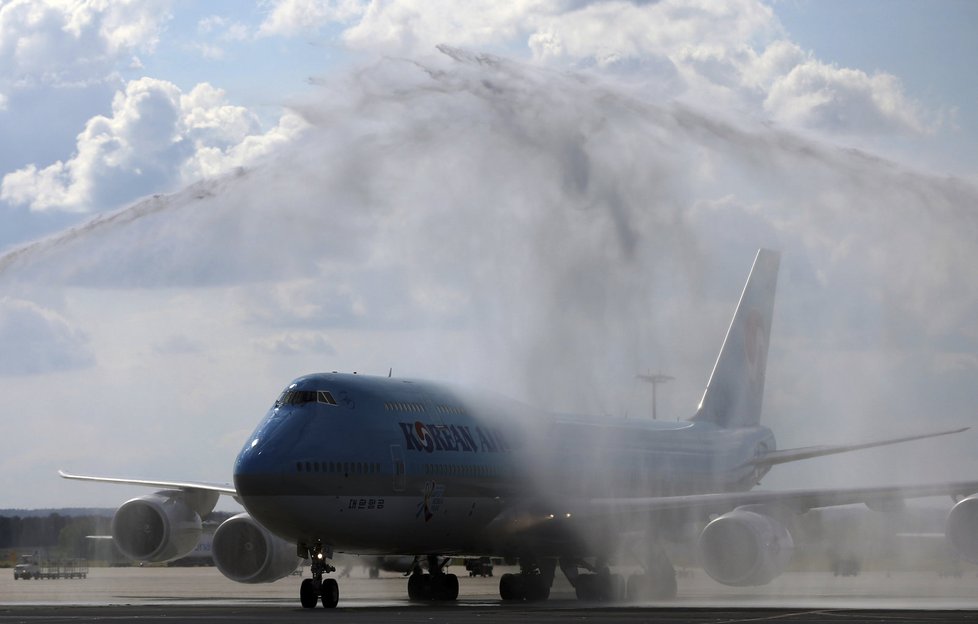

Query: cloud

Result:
[153,334,203,355]
[0,49,973,412]
[1,0,937,220]
[0,297,94,375]
[257,0,365,37]
[765,61,929,136]
[253,332,337,355]
[259,1,934,139]
[0,0,170,90]
[195,14,249,59]
[0,77,308,212]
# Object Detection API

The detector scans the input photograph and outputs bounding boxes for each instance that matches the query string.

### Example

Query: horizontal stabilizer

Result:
[746,427,969,469]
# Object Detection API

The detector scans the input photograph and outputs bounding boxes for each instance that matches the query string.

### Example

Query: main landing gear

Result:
[407,555,460,601]
[299,543,339,609]
[499,559,554,601]
[626,539,678,601]
[560,548,677,602]
[624,549,677,601]
[561,557,624,601]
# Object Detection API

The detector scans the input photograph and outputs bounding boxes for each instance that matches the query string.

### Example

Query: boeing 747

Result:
[61,249,978,608]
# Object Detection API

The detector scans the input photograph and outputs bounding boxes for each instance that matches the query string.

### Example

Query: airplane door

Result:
[390,445,405,492]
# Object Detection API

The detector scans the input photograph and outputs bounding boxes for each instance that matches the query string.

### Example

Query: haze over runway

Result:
[0,3,976,576]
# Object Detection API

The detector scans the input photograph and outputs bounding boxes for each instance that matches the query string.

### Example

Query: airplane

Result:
[60,248,978,608]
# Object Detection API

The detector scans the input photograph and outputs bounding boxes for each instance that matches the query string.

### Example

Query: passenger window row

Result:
[297,460,381,475]
[383,401,426,413]
[435,405,467,415]
[380,402,468,416]
[424,463,498,477]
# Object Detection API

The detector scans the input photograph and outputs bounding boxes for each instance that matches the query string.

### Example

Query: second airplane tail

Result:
[691,248,780,429]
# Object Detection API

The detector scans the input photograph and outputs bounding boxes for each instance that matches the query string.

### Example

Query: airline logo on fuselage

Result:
[744,308,767,384]
[398,421,511,453]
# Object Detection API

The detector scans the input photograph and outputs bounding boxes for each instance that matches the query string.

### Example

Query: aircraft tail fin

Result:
[691,249,780,429]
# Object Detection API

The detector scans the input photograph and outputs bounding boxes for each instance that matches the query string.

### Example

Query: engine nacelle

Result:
[212,513,300,583]
[112,493,203,562]
[946,493,978,564]
[697,507,794,586]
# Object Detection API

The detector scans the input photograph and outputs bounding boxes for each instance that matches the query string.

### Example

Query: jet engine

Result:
[112,490,215,562]
[212,513,300,583]
[946,493,978,563]
[697,507,794,586]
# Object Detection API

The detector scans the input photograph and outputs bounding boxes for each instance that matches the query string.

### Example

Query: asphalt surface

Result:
[2,566,976,623]
[3,604,978,624]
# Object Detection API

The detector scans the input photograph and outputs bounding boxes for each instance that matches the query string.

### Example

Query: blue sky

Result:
[775,0,978,173]
[0,1,976,510]
[2,1,975,234]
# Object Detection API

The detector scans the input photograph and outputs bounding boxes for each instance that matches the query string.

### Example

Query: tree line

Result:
[0,513,111,560]
[2,511,235,564]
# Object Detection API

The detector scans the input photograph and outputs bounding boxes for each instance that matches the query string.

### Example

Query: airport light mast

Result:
[636,372,674,420]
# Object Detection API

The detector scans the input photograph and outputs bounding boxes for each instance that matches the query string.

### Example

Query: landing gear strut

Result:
[299,542,339,609]
[407,555,459,601]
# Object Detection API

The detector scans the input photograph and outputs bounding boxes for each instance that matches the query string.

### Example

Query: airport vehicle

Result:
[464,557,494,577]
[13,554,39,580]
[61,249,978,608]
[13,554,88,579]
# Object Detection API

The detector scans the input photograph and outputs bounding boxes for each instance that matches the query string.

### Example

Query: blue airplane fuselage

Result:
[233,372,774,555]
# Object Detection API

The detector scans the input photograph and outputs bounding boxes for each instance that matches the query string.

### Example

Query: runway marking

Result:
[717,610,835,623]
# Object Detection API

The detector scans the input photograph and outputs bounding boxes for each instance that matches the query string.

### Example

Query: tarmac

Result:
[2,565,977,623]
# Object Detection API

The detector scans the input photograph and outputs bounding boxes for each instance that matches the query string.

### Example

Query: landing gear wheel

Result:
[626,558,677,600]
[607,574,624,601]
[436,574,459,601]
[526,576,551,601]
[321,578,339,608]
[575,574,597,601]
[408,572,458,601]
[627,573,676,601]
[300,578,318,609]
[634,538,677,600]
[408,572,429,601]
[499,572,550,601]
[499,573,520,600]
[574,573,622,601]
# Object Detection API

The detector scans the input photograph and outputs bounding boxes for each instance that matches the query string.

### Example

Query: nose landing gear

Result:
[299,542,339,609]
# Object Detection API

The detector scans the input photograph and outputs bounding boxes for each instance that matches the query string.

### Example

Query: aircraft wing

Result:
[499,479,978,549]
[748,427,969,469]
[58,470,237,495]
[579,479,978,519]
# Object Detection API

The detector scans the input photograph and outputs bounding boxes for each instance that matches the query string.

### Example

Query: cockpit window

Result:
[277,389,339,406]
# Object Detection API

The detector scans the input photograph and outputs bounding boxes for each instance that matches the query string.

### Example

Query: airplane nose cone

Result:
[233,407,294,497]
[233,438,264,497]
